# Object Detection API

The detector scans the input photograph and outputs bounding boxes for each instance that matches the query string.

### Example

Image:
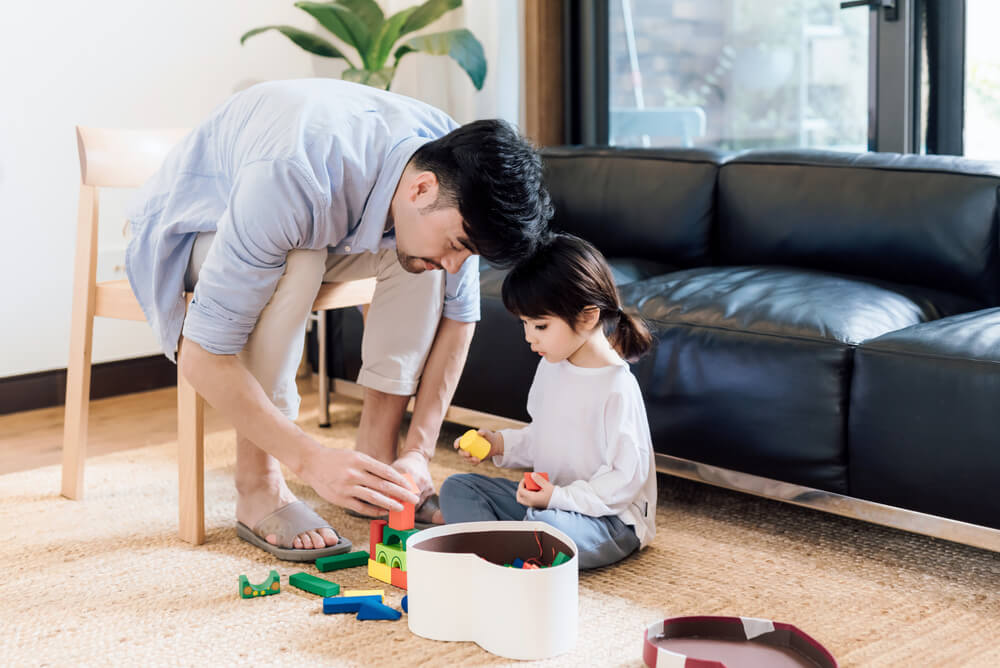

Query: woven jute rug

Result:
[2,397,998,667]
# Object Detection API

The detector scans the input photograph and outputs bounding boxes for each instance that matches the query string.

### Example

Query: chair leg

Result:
[61,312,94,500]
[62,186,99,501]
[317,309,331,427]
[177,367,205,545]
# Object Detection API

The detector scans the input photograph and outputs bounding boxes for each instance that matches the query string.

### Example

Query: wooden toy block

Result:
[401,595,408,613]
[376,542,407,571]
[323,594,382,614]
[239,570,280,599]
[316,550,369,573]
[388,474,419,531]
[551,551,570,566]
[459,429,491,460]
[369,519,388,556]
[357,601,402,621]
[512,558,525,569]
[288,572,340,597]
[390,566,408,590]
[368,558,392,584]
[522,562,540,570]
[523,471,549,491]
[382,526,420,549]
[343,589,385,602]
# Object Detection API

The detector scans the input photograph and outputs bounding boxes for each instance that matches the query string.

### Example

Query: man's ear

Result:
[411,170,439,205]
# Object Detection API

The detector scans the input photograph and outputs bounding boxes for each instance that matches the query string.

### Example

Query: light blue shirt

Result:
[126,79,480,362]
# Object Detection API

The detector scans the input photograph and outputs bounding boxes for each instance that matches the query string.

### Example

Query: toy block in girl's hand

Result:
[459,429,492,460]
[389,473,420,530]
[523,471,549,491]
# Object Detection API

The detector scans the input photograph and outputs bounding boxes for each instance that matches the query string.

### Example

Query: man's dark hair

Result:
[410,119,553,268]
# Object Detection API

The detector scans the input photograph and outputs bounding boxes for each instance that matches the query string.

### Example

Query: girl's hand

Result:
[516,473,554,509]
[453,428,503,465]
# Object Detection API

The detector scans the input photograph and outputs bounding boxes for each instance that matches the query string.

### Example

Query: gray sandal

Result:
[237,501,353,562]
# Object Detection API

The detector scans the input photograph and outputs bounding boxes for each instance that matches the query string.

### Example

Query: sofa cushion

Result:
[848,308,1000,529]
[541,147,722,267]
[717,151,1000,305]
[620,266,968,493]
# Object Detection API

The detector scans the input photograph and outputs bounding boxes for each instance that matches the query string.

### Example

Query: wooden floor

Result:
[0,379,325,476]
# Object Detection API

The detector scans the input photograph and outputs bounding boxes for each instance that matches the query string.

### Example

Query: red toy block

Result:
[388,473,420,531]
[523,471,549,491]
[369,519,388,556]
[390,566,408,590]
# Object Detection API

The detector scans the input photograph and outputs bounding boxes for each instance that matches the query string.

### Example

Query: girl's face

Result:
[519,314,588,363]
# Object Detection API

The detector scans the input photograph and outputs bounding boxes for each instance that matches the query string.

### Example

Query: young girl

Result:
[437,233,657,570]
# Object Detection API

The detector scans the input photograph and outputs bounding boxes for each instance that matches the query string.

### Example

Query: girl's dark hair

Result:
[501,233,654,362]
[410,119,552,268]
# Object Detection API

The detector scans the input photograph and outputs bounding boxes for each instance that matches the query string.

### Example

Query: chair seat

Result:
[94,277,376,323]
[95,280,146,321]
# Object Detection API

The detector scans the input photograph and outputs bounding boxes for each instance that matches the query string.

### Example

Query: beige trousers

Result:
[185,233,445,419]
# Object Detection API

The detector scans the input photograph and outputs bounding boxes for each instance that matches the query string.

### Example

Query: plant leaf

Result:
[370,6,418,69]
[240,25,346,59]
[295,2,371,65]
[332,0,384,36]
[395,28,486,90]
[401,0,462,38]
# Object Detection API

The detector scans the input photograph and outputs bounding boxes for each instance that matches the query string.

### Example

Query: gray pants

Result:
[439,473,641,570]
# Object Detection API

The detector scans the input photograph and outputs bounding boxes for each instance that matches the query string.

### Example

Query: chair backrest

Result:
[76,126,190,188]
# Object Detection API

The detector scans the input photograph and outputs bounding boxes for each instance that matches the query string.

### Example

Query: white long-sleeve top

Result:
[496,356,657,547]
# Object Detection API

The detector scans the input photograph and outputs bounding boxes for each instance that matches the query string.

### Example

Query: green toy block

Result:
[551,551,571,567]
[381,526,420,549]
[375,542,407,571]
[316,550,370,573]
[239,570,281,599]
[289,572,340,597]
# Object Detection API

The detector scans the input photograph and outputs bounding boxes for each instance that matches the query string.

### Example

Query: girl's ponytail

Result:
[609,308,653,362]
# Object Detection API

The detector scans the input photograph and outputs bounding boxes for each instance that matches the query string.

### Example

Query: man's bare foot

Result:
[430,509,445,524]
[235,476,339,549]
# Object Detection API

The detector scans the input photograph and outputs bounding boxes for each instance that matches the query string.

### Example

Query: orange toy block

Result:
[523,472,549,491]
[388,473,420,530]
[369,519,388,556]
[390,566,408,590]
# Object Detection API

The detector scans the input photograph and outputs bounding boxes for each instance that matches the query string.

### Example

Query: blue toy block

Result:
[357,601,402,621]
[322,594,383,614]
[512,558,525,569]
[401,595,408,613]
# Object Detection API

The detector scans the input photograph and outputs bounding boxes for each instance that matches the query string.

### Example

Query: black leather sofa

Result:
[322,147,1000,545]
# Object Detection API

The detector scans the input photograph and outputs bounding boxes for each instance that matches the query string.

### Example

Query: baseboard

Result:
[0,355,177,416]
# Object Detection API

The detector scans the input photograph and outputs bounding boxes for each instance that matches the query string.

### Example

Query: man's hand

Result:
[299,447,419,517]
[516,473,554,509]
[392,449,434,503]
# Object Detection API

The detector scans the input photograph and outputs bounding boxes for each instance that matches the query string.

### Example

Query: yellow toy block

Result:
[459,429,491,460]
[368,559,391,585]
[343,588,385,602]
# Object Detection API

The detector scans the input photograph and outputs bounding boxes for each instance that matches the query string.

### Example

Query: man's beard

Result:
[396,250,442,274]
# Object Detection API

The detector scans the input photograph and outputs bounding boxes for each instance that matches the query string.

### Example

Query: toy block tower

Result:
[368,473,420,590]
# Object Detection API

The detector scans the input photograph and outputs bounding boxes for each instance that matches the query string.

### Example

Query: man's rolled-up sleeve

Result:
[442,255,481,322]
[181,159,319,355]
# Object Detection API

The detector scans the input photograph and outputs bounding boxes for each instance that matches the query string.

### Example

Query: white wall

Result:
[0,0,521,378]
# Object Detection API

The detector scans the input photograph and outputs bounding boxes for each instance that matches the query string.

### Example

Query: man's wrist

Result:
[399,447,432,463]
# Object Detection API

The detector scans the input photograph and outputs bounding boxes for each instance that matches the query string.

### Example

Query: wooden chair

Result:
[62,126,375,545]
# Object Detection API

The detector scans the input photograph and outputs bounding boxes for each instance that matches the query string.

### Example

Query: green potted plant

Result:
[241,0,486,91]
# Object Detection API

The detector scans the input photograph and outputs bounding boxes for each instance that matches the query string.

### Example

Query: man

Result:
[126,78,551,560]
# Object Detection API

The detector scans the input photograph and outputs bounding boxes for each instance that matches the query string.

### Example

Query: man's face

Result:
[391,167,475,275]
